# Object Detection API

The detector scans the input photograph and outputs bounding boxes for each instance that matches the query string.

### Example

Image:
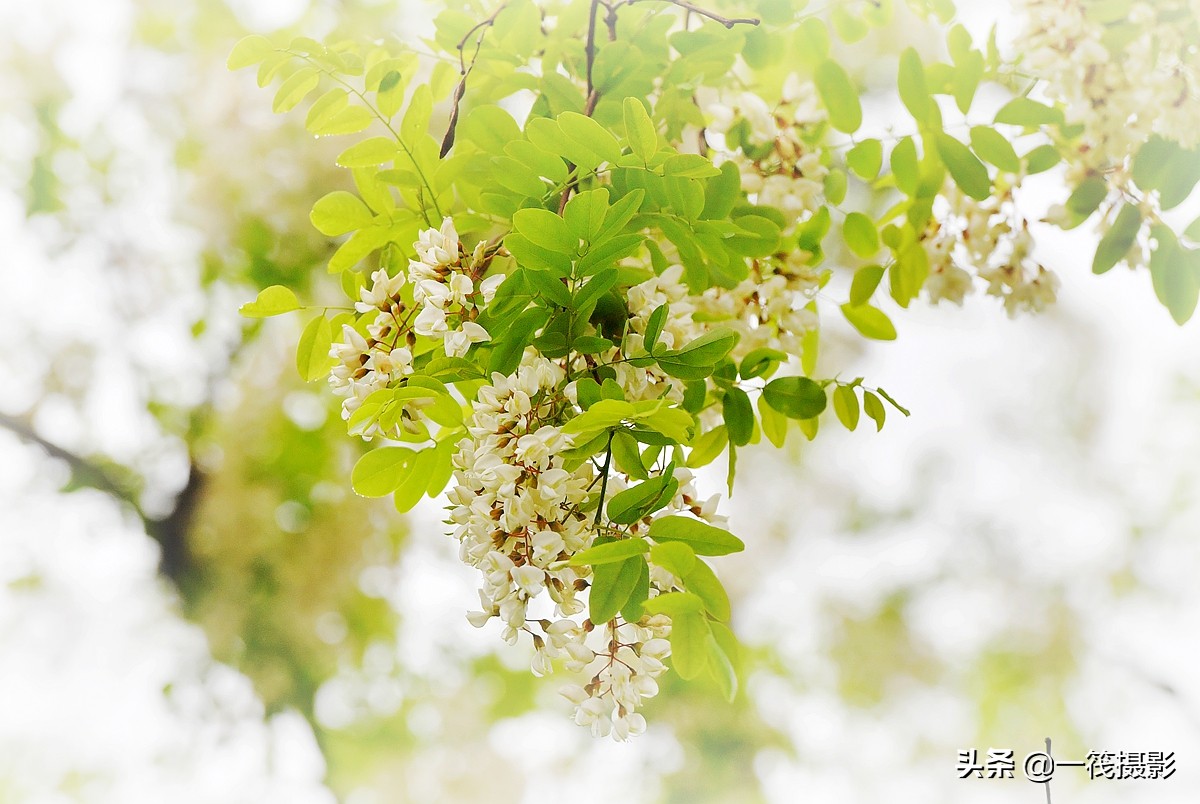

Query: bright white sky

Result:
[2,0,1200,802]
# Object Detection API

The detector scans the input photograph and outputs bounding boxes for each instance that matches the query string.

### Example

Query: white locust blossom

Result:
[921,183,1059,315]
[406,217,495,358]
[328,267,416,429]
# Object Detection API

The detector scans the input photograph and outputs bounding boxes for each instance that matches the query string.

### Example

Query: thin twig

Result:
[593,432,614,529]
[622,0,759,28]
[584,0,601,111]
[558,0,605,214]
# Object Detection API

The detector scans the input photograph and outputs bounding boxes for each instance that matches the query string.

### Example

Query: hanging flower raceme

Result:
[232,0,1195,741]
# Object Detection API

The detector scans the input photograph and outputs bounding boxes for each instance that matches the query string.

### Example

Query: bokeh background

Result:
[2,0,1199,802]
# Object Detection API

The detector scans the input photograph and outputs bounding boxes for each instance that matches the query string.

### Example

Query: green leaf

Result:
[310,191,373,236]
[739,347,787,380]
[934,132,990,201]
[568,537,651,566]
[969,126,1020,173]
[562,399,637,436]
[994,97,1063,127]
[527,271,573,307]
[843,212,879,258]
[682,558,730,621]
[512,208,577,254]
[670,611,711,680]
[611,430,648,480]
[426,436,458,497]
[1093,203,1142,274]
[573,268,619,312]
[489,306,550,374]
[849,264,885,306]
[863,389,886,431]
[706,626,739,702]
[876,387,910,416]
[336,137,399,167]
[656,329,739,380]
[462,105,521,153]
[701,161,741,220]
[589,554,645,624]
[757,395,788,448]
[558,111,623,165]
[841,303,897,340]
[891,137,919,196]
[1024,144,1061,175]
[640,590,705,616]
[814,60,862,133]
[897,48,931,124]
[272,67,320,113]
[647,516,745,556]
[228,35,275,70]
[1062,176,1108,229]
[1133,136,1200,210]
[686,425,728,469]
[649,541,696,578]
[727,215,782,258]
[240,285,300,318]
[296,314,333,381]
[505,233,571,275]
[621,557,651,622]
[1149,225,1200,324]
[306,89,374,137]
[606,475,676,525]
[833,385,860,430]
[394,448,437,512]
[564,188,610,244]
[576,233,644,274]
[637,406,695,443]
[351,447,415,497]
[796,206,831,255]
[663,154,721,179]
[824,169,848,205]
[847,139,883,180]
[623,97,658,161]
[643,304,668,354]
[763,376,827,419]
[722,387,754,447]
[400,84,432,142]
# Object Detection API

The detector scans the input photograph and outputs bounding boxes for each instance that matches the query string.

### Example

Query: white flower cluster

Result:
[1019,0,1200,161]
[557,618,671,740]
[408,217,503,358]
[438,316,742,739]
[613,264,706,403]
[326,210,760,739]
[329,267,416,425]
[449,351,592,638]
[701,255,820,360]
[445,349,690,740]
[923,184,1060,316]
[705,75,829,223]
[549,465,726,740]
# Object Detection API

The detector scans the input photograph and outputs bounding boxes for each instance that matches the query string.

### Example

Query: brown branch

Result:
[558,0,606,214]
[0,411,202,585]
[440,3,509,158]
[584,0,601,109]
[0,412,143,515]
[622,0,759,28]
